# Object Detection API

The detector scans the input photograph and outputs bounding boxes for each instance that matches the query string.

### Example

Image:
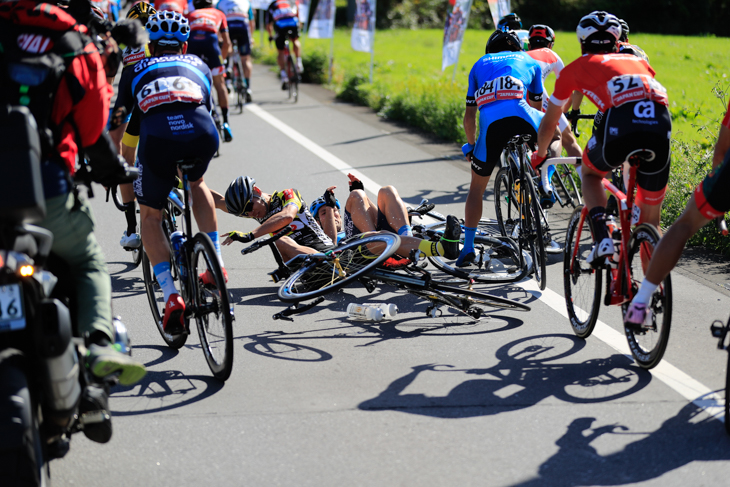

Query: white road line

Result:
[249,103,725,422]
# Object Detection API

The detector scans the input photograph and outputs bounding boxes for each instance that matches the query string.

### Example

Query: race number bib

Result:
[607,74,668,108]
[137,76,204,113]
[475,76,525,107]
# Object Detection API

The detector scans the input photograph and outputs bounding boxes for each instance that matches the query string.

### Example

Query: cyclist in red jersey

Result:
[625,101,730,327]
[188,0,234,141]
[154,0,188,14]
[534,11,671,266]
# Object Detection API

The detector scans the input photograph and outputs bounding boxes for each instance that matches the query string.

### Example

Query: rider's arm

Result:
[319,207,338,243]
[210,188,229,212]
[570,91,583,112]
[528,95,542,111]
[463,106,477,145]
[252,204,297,238]
[713,124,730,168]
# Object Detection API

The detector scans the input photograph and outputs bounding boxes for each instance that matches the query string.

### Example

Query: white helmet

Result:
[576,11,621,52]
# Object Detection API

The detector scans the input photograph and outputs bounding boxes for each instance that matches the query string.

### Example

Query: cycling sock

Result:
[221,107,229,124]
[124,203,137,235]
[462,226,477,252]
[397,225,413,237]
[280,69,288,79]
[634,278,659,305]
[245,78,250,88]
[206,231,225,268]
[153,262,177,302]
[588,206,609,242]
[417,239,444,257]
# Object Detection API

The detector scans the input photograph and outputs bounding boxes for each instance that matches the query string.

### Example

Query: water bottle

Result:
[371,303,398,318]
[170,231,187,280]
[346,303,385,321]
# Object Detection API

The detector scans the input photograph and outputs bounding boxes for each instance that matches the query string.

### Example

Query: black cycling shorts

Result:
[274,25,298,51]
[695,148,730,218]
[344,208,396,239]
[228,26,251,56]
[471,116,537,178]
[583,100,672,200]
[187,31,225,76]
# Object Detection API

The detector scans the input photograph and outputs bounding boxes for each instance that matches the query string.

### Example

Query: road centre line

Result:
[248,103,725,422]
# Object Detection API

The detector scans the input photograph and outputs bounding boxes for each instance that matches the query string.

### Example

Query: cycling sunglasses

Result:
[242,198,255,217]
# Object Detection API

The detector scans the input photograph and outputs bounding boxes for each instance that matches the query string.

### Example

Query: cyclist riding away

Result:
[459,29,560,267]
[624,93,730,327]
[115,11,226,334]
[533,11,671,267]
[265,0,303,89]
[217,0,254,101]
[188,0,234,142]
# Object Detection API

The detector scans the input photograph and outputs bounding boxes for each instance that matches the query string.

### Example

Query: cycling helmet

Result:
[485,29,522,54]
[577,11,621,53]
[310,195,341,221]
[192,0,213,9]
[146,10,190,46]
[619,18,630,42]
[528,24,555,47]
[127,1,157,24]
[225,176,256,216]
[497,13,522,31]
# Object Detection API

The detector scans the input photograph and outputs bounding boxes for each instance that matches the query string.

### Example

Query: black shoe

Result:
[245,88,252,103]
[281,81,289,91]
[440,215,461,260]
[80,384,112,444]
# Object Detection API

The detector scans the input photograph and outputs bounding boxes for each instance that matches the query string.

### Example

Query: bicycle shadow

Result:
[109,345,224,416]
[358,334,651,418]
[404,184,471,207]
[109,272,146,298]
[510,400,730,486]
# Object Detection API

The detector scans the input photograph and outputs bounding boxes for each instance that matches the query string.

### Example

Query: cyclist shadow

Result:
[109,345,224,416]
[405,184,471,207]
[358,334,651,418]
[510,400,730,486]
[109,272,146,298]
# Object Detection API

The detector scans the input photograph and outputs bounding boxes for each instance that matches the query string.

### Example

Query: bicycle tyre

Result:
[725,349,730,435]
[278,233,400,303]
[523,174,547,290]
[190,233,234,381]
[563,205,602,338]
[429,282,531,312]
[494,167,519,238]
[622,223,672,369]
[286,55,298,102]
[427,235,527,283]
[141,250,187,349]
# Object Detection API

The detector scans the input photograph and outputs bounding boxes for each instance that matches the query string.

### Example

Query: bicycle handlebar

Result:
[240,227,291,255]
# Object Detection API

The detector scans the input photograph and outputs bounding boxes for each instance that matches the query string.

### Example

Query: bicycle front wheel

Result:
[523,174,547,290]
[622,223,672,369]
[428,235,527,283]
[191,233,234,381]
[563,206,602,338]
[141,250,187,349]
[278,233,400,303]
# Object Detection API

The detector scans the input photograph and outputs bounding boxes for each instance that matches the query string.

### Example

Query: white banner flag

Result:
[298,0,310,24]
[351,0,376,52]
[487,0,510,29]
[308,0,336,38]
[441,0,472,71]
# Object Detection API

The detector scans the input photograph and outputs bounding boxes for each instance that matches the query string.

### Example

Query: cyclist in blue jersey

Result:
[458,29,560,267]
[115,11,226,335]
[265,0,303,89]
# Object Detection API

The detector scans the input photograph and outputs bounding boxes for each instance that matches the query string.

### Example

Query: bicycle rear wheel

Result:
[563,206,602,338]
[190,233,234,381]
[141,250,188,349]
[555,165,582,207]
[622,223,672,369]
[725,349,730,435]
[494,167,519,238]
[286,55,298,102]
[427,235,527,283]
[523,174,547,290]
[429,282,531,312]
[278,233,400,303]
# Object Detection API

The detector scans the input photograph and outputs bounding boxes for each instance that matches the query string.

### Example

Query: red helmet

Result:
[528,24,555,44]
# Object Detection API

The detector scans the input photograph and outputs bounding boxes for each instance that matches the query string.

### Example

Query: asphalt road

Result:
[53,64,730,486]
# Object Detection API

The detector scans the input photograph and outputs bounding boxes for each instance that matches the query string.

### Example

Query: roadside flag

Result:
[351,0,376,53]
[487,0,510,29]
[308,0,335,38]
[442,0,472,72]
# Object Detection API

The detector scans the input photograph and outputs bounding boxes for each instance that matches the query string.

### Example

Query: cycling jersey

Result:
[265,0,298,28]
[258,189,334,251]
[187,8,228,75]
[695,99,730,218]
[189,7,229,33]
[154,0,187,13]
[466,51,544,176]
[618,41,649,63]
[526,47,569,132]
[218,0,253,55]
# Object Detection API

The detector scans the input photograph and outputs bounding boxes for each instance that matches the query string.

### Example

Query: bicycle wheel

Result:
[110,185,127,212]
[286,55,298,102]
[190,233,234,381]
[556,165,582,207]
[494,167,519,238]
[563,206,602,338]
[725,349,730,435]
[429,282,531,312]
[278,233,400,303]
[622,223,672,369]
[141,250,188,349]
[428,235,528,284]
[523,174,547,290]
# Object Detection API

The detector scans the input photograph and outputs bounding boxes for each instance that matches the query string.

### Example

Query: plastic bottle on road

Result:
[346,303,385,321]
[371,303,398,318]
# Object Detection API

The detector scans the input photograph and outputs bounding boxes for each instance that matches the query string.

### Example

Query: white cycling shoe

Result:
[120,231,142,249]
[545,239,563,254]
[586,237,614,266]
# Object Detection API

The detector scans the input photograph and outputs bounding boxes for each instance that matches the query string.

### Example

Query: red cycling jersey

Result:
[722,99,730,130]
[551,53,667,112]
[154,0,187,14]
[188,8,228,34]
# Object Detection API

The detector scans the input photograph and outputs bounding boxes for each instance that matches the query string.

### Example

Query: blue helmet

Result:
[310,195,340,221]
[146,10,190,46]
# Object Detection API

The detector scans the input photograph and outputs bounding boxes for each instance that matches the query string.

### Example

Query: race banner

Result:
[487,0,510,29]
[351,0,376,52]
[308,0,335,38]
[298,0,310,25]
[441,0,472,71]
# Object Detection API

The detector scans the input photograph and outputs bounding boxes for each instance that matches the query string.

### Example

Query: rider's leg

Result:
[291,36,303,72]
[213,74,229,123]
[377,185,412,236]
[275,236,319,261]
[277,49,288,82]
[345,189,379,230]
[189,177,225,271]
[580,162,614,263]
[242,54,252,83]
[463,171,491,246]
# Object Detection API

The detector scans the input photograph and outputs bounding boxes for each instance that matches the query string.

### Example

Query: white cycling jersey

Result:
[216,0,252,24]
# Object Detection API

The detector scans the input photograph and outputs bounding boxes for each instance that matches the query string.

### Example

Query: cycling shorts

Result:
[582,100,672,205]
[134,107,218,210]
[274,24,299,51]
[471,116,540,178]
[343,208,396,239]
[694,149,730,219]
[228,25,251,56]
[187,31,225,76]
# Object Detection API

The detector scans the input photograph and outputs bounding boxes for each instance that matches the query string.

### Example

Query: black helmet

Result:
[486,29,522,54]
[528,24,555,48]
[192,0,213,9]
[225,176,256,216]
[497,13,522,31]
[619,19,630,42]
[576,11,621,53]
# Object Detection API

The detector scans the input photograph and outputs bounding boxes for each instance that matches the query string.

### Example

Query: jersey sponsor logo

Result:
[16,33,54,54]
[123,46,146,66]
[634,101,655,119]
[134,55,205,73]
[137,76,204,113]
[609,127,619,136]
[282,189,295,201]
[582,89,606,111]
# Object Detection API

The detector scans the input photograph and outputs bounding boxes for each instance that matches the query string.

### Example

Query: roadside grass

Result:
[255,28,730,250]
